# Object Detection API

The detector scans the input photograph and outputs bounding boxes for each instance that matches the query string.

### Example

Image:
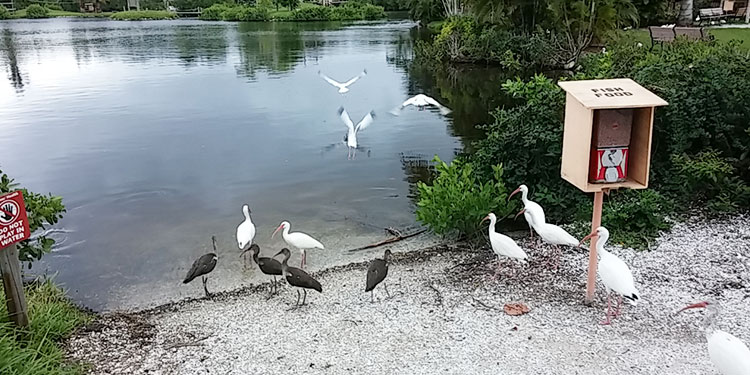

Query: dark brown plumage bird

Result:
[240,244,283,295]
[183,236,219,297]
[274,248,322,307]
[365,249,392,302]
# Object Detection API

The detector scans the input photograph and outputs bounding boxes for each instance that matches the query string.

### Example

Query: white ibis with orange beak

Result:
[236,204,256,250]
[517,207,579,268]
[509,184,545,239]
[482,213,528,278]
[580,227,639,325]
[678,301,750,375]
[272,221,324,269]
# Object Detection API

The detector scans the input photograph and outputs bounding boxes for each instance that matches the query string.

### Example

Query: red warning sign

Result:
[0,191,30,249]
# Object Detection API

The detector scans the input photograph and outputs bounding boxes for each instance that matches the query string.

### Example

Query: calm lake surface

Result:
[0,18,511,311]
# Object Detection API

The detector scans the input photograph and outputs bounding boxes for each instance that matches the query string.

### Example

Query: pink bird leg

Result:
[600,292,613,325]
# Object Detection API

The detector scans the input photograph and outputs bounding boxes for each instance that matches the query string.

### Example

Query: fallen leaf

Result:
[503,302,530,316]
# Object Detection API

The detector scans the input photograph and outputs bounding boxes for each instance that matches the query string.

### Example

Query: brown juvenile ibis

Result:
[274,248,322,307]
[240,244,283,295]
[365,249,392,302]
[183,235,219,297]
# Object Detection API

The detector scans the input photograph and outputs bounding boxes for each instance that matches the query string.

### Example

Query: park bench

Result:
[732,7,747,20]
[674,27,709,41]
[698,8,727,25]
[648,26,675,49]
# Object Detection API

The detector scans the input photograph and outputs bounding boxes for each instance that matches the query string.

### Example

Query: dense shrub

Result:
[110,10,178,20]
[220,5,269,21]
[289,2,385,21]
[591,189,672,248]
[416,156,516,237]
[417,16,553,68]
[25,4,49,18]
[1,169,66,264]
[408,0,442,23]
[199,3,229,20]
[44,3,63,10]
[667,151,750,212]
[0,5,11,19]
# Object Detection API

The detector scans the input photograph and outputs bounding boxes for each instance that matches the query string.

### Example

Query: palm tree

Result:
[678,0,693,26]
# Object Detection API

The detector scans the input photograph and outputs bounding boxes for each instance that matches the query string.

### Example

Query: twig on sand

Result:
[426,283,444,306]
[346,229,428,253]
[470,296,503,312]
[164,334,213,350]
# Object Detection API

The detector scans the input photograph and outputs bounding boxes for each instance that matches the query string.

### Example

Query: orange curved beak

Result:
[579,231,597,247]
[678,301,709,313]
[271,224,283,239]
[508,187,521,201]
[481,215,490,223]
[514,209,526,220]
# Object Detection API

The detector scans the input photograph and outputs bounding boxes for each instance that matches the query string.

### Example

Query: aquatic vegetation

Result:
[110,10,178,20]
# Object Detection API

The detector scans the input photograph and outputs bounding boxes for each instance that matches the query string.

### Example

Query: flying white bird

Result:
[272,221,325,269]
[482,212,528,278]
[580,227,639,325]
[390,94,451,116]
[236,204,256,250]
[318,70,367,94]
[509,184,545,239]
[678,301,750,375]
[337,107,375,160]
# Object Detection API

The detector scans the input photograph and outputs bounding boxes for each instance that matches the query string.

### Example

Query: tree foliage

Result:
[0,169,66,264]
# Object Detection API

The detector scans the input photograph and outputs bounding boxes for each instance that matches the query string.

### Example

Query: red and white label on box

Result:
[0,191,30,249]
[590,148,629,183]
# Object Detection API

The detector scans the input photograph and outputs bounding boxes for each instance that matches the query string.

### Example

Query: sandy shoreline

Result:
[66,215,750,374]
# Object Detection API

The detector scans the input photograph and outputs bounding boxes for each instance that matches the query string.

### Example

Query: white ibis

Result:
[678,301,750,375]
[580,227,639,325]
[517,207,579,268]
[365,249,392,302]
[389,94,451,116]
[274,248,322,307]
[183,236,219,298]
[240,244,282,296]
[337,107,375,160]
[481,213,528,278]
[318,69,366,94]
[509,184,545,239]
[236,204,256,250]
[272,221,324,269]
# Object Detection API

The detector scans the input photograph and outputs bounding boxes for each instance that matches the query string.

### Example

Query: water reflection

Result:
[174,25,228,66]
[399,151,436,202]
[235,22,312,80]
[1,28,24,92]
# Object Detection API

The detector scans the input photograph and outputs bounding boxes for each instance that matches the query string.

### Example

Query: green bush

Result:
[598,189,672,249]
[668,151,750,212]
[199,3,229,20]
[44,3,63,11]
[418,16,553,68]
[470,74,586,222]
[25,4,49,18]
[1,169,66,264]
[0,5,11,19]
[111,10,178,20]
[289,2,384,21]
[416,156,516,237]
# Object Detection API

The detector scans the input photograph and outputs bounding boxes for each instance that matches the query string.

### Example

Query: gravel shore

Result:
[66,215,750,374]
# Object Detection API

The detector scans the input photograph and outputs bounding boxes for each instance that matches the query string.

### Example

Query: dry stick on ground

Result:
[164,334,213,350]
[470,296,503,312]
[426,282,444,306]
[346,229,428,253]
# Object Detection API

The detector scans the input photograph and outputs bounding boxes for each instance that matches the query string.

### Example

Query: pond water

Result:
[0,18,513,311]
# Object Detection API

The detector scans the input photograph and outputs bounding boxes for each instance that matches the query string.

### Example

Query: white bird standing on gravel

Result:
[272,221,325,269]
[390,94,451,116]
[482,213,528,278]
[236,204,256,250]
[517,207,579,269]
[508,184,545,239]
[580,227,639,325]
[337,107,375,160]
[678,301,750,375]
[318,70,367,94]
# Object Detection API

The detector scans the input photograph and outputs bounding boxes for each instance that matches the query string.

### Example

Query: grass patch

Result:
[0,280,90,375]
[110,10,177,20]
[628,27,750,50]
